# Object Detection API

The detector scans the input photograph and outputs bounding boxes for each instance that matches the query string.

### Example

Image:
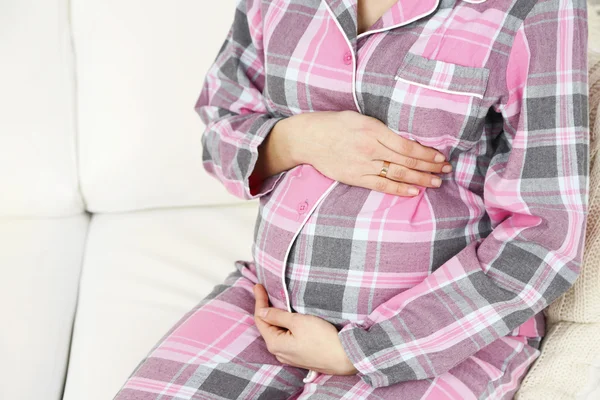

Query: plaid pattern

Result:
[395,52,490,98]
[115,268,307,400]
[114,266,543,399]
[194,0,589,392]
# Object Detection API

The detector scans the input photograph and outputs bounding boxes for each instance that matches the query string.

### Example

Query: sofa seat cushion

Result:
[62,203,260,400]
[0,215,89,399]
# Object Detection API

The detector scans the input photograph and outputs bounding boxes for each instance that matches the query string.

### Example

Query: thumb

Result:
[253,284,270,310]
[258,307,295,330]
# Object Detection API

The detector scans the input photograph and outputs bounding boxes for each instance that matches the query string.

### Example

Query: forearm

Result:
[251,113,311,183]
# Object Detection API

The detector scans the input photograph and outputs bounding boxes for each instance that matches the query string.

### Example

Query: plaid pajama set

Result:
[115,0,589,399]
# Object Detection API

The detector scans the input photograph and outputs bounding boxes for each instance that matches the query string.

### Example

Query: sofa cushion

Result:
[0,0,84,217]
[0,215,89,400]
[72,0,246,212]
[62,203,259,400]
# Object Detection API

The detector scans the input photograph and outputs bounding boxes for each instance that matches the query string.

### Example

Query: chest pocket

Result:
[385,52,490,155]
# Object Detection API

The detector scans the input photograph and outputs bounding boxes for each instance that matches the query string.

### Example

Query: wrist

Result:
[341,356,359,375]
[277,113,314,167]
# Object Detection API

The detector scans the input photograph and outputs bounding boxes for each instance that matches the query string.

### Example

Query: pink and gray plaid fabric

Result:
[115,266,543,399]
[115,0,589,398]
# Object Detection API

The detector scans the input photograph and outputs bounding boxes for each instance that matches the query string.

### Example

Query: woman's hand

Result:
[252,283,358,376]
[283,110,453,196]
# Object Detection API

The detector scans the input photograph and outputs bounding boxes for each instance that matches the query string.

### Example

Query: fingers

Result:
[360,175,423,197]
[274,354,308,369]
[261,308,297,331]
[377,128,451,167]
[253,284,293,355]
[373,160,443,189]
[381,129,445,162]
[254,283,270,310]
[378,146,452,174]
[253,284,296,330]
[253,285,286,337]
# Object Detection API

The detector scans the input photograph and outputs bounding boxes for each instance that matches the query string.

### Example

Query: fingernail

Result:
[260,308,269,318]
[434,154,445,162]
[408,187,419,195]
[442,165,452,173]
[431,177,442,187]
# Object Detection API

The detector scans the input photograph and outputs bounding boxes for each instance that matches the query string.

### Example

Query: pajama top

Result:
[195,0,590,389]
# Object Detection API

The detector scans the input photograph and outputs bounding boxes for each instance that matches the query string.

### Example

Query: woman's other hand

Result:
[283,110,452,196]
[252,284,358,376]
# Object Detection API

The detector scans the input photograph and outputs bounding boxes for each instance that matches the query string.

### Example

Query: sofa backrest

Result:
[1,0,83,217]
[71,0,246,213]
[1,0,245,218]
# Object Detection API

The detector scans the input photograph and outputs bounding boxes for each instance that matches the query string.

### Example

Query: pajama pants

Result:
[113,262,542,400]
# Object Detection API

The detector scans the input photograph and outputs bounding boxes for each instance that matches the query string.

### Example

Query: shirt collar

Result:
[323,0,487,47]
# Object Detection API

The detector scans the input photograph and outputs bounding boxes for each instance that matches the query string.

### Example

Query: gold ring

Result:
[379,160,391,178]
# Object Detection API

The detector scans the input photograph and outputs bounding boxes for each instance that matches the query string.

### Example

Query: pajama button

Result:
[297,201,309,214]
[343,51,352,65]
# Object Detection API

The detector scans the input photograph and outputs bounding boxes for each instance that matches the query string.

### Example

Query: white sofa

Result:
[1,1,599,399]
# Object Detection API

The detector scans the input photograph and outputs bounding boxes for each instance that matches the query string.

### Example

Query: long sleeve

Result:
[195,0,288,200]
[337,0,590,389]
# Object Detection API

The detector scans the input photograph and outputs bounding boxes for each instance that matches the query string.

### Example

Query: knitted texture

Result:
[515,49,600,399]
[590,1,600,53]
[515,323,600,399]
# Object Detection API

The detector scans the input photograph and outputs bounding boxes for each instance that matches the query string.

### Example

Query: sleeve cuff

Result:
[337,322,392,388]
[244,115,289,199]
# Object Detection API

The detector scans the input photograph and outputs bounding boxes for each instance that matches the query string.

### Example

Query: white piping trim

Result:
[356,0,441,40]
[303,369,319,383]
[280,3,351,313]
[461,0,487,3]
[286,2,443,310]
[323,1,363,114]
[280,180,340,312]
[394,75,484,99]
[278,0,486,314]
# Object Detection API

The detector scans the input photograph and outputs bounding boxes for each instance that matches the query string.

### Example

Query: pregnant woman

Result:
[115,0,589,398]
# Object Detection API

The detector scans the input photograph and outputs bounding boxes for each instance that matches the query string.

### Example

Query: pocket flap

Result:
[395,52,490,99]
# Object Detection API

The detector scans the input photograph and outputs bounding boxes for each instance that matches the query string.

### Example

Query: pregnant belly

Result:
[283,180,445,328]
[251,163,488,328]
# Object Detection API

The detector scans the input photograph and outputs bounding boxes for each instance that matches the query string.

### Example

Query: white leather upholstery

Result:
[0,215,89,399]
[0,0,83,217]
[71,0,244,212]
[62,205,258,399]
